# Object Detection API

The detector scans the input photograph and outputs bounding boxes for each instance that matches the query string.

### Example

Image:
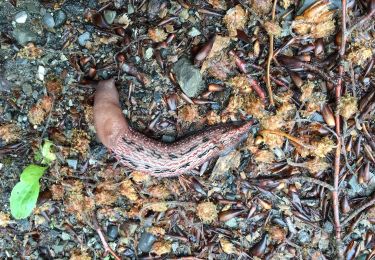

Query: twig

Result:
[341,192,375,226]
[283,175,335,191]
[91,214,121,260]
[265,0,278,107]
[346,5,375,35]
[332,64,344,259]
[339,0,347,57]
[259,129,314,150]
[301,63,336,84]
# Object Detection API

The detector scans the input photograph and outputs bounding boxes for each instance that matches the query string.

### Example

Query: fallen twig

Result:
[92,214,121,260]
[265,0,278,107]
[341,192,375,226]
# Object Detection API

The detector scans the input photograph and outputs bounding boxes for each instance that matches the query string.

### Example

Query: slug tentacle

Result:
[94,79,254,177]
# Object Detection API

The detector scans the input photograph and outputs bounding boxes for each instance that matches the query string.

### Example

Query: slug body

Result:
[94,79,254,177]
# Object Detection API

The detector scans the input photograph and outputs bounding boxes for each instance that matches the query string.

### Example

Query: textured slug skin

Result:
[94,79,254,177]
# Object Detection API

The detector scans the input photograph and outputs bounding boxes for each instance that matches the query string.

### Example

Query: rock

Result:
[173,57,204,97]
[14,11,28,23]
[12,28,38,46]
[138,232,157,252]
[53,10,67,27]
[67,159,78,170]
[103,10,116,24]
[78,32,91,46]
[107,225,119,240]
[147,0,165,19]
[22,83,33,95]
[62,0,85,17]
[43,13,55,28]
[188,27,201,37]
[37,65,46,81]
[297,230,310,244]
[0,76,11,93]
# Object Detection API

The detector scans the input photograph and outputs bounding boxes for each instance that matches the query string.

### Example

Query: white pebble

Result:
[15,11,28,23]
[37,65,46,81]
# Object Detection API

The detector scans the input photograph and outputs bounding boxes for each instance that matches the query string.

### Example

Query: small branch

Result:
[341,192,375,226]
[301,63,336,84]
[283,176,335,191]
[92,214,121,260]
[346,6,375,36]
[259,129,314,150]
[265,0,278,107]
[339,0,347,57]
[332,64,344,260]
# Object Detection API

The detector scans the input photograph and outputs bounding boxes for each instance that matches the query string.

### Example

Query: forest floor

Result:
[0,0,374,259]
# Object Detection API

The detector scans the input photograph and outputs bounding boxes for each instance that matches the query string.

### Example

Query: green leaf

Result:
[34,151,42,162]
[10,181,40,219]
[40,140,56,165]
[20,164,47,184]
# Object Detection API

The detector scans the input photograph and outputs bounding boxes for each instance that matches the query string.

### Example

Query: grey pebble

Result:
[67,159,78,170]
[138,232,157,252]
[107,225,119,240]
[43,13,55,28]
[103,10,116,24]
[22,83,33,96]
[53,10,67,27]
[14,11,28,23]
[173,57,204,98]
[297,230,311,244]
[78,32,91,46]
[12,28,38,46]
[62,0,85,17]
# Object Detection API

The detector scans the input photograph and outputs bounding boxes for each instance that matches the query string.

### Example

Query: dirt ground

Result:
[0,0,374,259]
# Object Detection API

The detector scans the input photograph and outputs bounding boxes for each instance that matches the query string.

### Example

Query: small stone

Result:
[138,232,157,253]
[78,32,91,46]
[62,0,85,17]
[61,232,70,241]
[103,10,117,24]
[145,47,153,60]
[107,225,119,240]
[37,66,46,81]
[12,28,38,46]
[173,57,204,97]
[188,27,201,37]
[43,13,55,28]
[297,230,310,244]
[22,84,33,95]
[67,159,78,170]
[128,4,135,14]
[53,10,67,27]
[15,11,28,23]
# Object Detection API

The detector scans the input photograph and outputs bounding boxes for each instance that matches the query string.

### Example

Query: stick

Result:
[92,214,121,260]
[265,0,278,107]
[341,193,375,226]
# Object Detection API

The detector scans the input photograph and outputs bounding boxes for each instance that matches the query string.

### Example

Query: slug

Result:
[94,79,254,177]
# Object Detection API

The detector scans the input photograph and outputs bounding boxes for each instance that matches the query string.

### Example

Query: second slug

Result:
[94,79,254,177]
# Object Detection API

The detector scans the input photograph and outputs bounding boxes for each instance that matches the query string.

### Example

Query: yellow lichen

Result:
[148,28,167,42]
[337,94,358,119]
[151,241,172,256]
[196,201,217,223]
[311,136,335,158]
[71,129,90,157]
[223,5,248,37]
[120,179,138,201]
[0,123,21,143]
